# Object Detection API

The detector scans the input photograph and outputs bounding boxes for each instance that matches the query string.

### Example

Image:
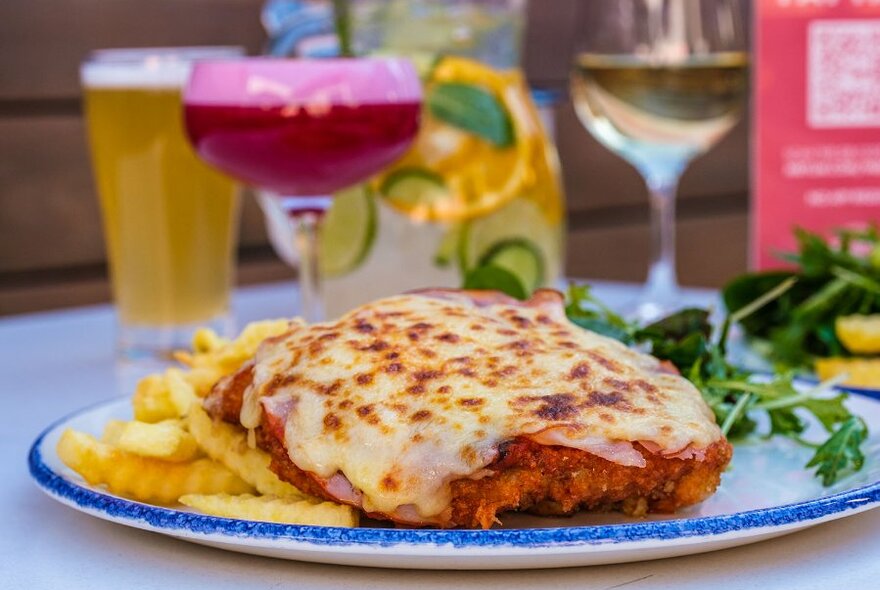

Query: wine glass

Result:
[183,57,421,321]
[570,0,748,320]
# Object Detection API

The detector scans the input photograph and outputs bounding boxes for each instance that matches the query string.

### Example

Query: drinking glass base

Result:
[116,314,233,365]
[615,291,685,324]
[113,314,233,393]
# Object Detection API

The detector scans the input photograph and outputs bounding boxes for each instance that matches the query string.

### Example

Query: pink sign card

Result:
[753,0,880,269]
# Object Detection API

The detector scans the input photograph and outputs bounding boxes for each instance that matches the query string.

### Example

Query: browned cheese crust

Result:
[204,362,732,529]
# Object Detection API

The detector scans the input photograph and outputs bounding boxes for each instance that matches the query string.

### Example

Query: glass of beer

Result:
[81,47,243,363]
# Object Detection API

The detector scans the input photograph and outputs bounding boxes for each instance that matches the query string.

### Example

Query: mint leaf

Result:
[428,83,514,147]
[462,265,527,300]
[806,417,868,486]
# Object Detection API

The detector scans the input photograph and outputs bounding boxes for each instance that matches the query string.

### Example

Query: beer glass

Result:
[81,47,243,362]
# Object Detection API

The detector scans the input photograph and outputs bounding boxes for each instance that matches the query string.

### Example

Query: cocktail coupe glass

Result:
[570,0,748,320]
[183,57,421,321]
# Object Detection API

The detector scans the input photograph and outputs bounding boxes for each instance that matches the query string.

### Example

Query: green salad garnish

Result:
[722,225,880,372]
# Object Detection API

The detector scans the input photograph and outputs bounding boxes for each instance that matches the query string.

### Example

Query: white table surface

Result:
[3,280,879,590]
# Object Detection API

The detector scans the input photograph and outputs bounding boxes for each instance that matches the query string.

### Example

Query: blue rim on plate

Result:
[27,395,880,550]
[799,376,880,400]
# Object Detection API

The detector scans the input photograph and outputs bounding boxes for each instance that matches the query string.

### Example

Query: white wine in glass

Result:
[570,0,748,320]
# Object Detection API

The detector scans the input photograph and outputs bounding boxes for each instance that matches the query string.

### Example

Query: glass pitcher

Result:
[261,0,567,318]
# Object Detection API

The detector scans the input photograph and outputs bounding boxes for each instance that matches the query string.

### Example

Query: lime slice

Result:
[478,239,544,292]
[378,168,453,220]
[319,185,377,277]
[458,197,563,288]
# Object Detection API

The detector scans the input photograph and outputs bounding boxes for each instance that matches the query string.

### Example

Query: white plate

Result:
[29,395,880,570]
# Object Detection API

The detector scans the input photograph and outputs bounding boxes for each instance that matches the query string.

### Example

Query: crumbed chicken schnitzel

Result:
[203,289,732,528]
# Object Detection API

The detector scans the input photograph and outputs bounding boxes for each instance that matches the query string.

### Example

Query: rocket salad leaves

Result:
[807,417,868,486]
[722,226,880,371]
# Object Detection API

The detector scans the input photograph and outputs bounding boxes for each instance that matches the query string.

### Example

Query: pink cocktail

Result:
[184,58,421,320]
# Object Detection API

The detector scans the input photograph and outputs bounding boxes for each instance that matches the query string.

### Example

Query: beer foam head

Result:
[81,47,244,89]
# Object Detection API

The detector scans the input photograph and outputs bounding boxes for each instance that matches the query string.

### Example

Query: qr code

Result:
[808,20,880,128]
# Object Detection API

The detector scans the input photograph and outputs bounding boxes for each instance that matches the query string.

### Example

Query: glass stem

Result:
[291,211,325,323]
[333,0,353,57]
[645,175,680,303]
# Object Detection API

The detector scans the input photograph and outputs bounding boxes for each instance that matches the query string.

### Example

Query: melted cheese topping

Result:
[241,290,722,518]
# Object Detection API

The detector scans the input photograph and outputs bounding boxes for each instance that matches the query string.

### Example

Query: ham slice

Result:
[525,427,647,468]
[639,439,707,461]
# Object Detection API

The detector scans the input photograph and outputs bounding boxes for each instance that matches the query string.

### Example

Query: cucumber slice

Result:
[458,197,562,288]
[379,168,452,216]
[478,239,544,292]
[319,185,377,277]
